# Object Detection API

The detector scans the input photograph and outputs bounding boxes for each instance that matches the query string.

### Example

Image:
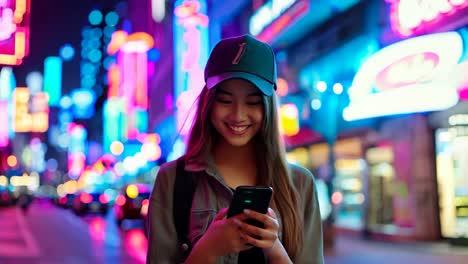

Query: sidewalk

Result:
[325,235,468,264]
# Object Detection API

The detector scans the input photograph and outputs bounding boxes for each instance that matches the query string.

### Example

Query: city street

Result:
[1,200,467,264]
[2,0,468,263]
[326,233,468,264]
[0,201,147,264]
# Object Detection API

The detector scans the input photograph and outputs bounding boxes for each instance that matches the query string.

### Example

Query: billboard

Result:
[0,0,31,65]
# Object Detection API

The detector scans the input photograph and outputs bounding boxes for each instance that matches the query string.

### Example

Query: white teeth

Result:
[228,125,248,132]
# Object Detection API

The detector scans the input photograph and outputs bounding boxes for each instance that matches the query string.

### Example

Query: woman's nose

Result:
[231,102,247,121]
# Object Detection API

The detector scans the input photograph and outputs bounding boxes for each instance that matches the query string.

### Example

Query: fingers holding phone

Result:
[195,208,253,258]
[234,207,280,250]
[226,186,279,248]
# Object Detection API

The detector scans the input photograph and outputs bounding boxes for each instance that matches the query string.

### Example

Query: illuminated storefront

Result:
[430,74,468,242]
[345,0,468,239]
[244,0,468,241]
[434,120,468,241]
[287,138,367,230]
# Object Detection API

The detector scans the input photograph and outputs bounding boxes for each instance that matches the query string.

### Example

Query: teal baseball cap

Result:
[204,34,277,96]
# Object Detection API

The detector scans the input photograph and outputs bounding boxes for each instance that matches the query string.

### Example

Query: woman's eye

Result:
[216,98,231,104]
[247,101,262,106]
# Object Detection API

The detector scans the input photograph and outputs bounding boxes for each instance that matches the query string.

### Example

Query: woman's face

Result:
[210,78,264,147]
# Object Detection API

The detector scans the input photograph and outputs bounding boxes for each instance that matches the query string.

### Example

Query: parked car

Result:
[17,192,33,212]
[0,186,13,207]
[114,183,151,229]
[72,191,110,215]
[56,193,76,209]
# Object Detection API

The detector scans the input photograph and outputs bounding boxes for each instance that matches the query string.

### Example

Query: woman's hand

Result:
[234,208,279,250]
[192,208,253,260]
[233,208,286,259]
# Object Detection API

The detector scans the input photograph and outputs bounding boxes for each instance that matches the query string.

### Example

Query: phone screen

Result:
[227,186,273,227]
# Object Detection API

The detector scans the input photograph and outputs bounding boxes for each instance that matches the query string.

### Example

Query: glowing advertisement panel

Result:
[103,98,126,154]
[343,32,463,121]
[67,123,87,180]
[386,0,468,37]
[455,60,468,100]
[0,0,30,65]
[249,0,309,43]
[13,88,49,132]
[174,0,209,135]
[0,101,8,147]
[106,31,153,144]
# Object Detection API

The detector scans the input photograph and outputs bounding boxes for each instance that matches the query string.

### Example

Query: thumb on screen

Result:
[214,207,228,220]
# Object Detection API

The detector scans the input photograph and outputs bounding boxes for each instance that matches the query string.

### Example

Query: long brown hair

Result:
[185,85,303,260]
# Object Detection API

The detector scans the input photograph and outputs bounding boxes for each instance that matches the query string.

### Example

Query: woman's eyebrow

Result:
[248,92,262,97]
[217,89,232,95]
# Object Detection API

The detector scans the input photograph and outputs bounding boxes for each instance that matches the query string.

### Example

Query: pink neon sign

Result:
[457,60,468,100]
[253,0,309,43]
[344,32,463,121]
[0,101,8,147]
[0,0,30,65]
[387,0,468,37]
[375,52,440,90]
[174,0,208,135]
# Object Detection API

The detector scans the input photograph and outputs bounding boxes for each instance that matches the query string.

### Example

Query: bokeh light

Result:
[141,142,161,161]
[7,155,17,167]
[25,71,43,94]
[110,141,124,155]
[46,158,58,171]
[88,10,103,25]
[126,184,139,199]
[316,81,327,93]
[87,49,103,63]
[148,48,160,62]
[276,77,289,96]
[333,83,344,95]
[59,44,75,61]
[311,99,322,110]
[105,11,119,26]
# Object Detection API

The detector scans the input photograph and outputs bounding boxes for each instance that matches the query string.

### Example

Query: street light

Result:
[313,80,347,229]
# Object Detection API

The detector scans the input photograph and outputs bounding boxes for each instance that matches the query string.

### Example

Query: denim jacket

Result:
[146,154,324,264]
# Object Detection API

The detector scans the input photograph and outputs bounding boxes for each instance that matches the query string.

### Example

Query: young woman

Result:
[147,34,324,264]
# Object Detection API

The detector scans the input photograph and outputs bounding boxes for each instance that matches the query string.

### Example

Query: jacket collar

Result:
[184,152,223,182]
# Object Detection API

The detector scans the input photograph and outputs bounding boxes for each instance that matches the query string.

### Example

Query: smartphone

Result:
[227,186,273,228]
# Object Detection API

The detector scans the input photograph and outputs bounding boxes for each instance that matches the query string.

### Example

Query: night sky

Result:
[12,0,118,95]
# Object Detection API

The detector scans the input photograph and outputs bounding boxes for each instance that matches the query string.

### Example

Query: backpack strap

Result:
[173,156,197,261]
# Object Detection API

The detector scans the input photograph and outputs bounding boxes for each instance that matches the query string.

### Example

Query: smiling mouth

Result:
[226,124,250,134]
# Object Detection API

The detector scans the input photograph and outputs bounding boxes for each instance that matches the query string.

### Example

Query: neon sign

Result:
[387,0,468,37]
[0,101,8,147]
[0,3,16,41]
[174,0,209,135]
[13,87,30,132]
[456,60,468,100]
[67,123,86,180]
[105,31,154,142]
[13,88,49,132]
[250,0,297,36]
[0,0,30,65]
[249,0,309,43]
[343,32,463,121]
[375,52,440,90]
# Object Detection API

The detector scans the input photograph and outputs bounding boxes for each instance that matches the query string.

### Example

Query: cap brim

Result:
[206,72,274,96]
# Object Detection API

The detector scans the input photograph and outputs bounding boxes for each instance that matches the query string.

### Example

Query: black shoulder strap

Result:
[173,156,197,261]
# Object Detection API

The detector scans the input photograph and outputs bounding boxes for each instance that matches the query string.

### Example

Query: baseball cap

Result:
[204,34,277,96]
